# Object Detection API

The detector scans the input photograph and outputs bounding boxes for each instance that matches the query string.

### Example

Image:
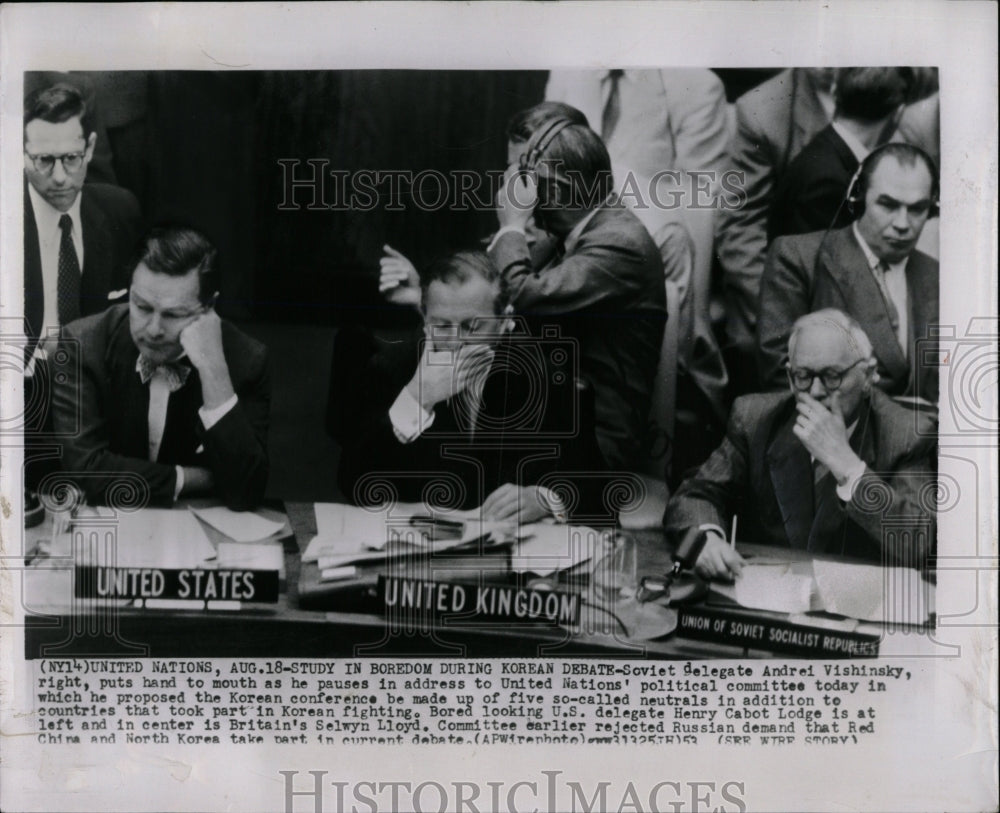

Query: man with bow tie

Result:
[52,226,270,510]
[665,309,936,581]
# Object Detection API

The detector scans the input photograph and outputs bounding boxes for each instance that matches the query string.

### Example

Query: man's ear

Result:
[84,132,97,163]
[863,357,879,390]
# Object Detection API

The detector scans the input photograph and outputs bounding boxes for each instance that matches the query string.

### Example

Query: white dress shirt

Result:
[27,184,84,352]
[852,222,910,357]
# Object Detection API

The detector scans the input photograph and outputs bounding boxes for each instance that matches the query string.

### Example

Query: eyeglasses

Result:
[786,358,867,391]
[24,151,87,175]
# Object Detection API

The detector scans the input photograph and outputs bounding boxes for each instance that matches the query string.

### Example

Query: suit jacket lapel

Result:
[806,400,877,554]
[820,229,909,381]
[80,189,113,317]
[23,184,44,351]
[766,410,815,549]
[791,69,830,160]
[906,251,940,398]
[106,316,149,460]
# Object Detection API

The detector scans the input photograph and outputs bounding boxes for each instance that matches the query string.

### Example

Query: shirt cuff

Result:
[537,487,568,523]
[199,394,239,430]
[486,225,527,252]
[389,386,435,443]
[836,461,869,502]
[173,465,185,502]
[698,523,728,542]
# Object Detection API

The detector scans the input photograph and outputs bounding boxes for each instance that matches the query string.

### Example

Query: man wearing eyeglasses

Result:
[665,309,936,580]
[339,251,608,524]
[23,83,141,362]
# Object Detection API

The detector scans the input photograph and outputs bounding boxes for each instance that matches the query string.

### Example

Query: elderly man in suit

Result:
[339,250,609,523]
[52,226,270,510]
[665,309,936,580]
[757,142,939,404]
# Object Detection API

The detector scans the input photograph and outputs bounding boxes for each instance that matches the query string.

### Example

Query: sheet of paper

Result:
[510,523,608,576]
[733,563,815,614]
[217,540,284,574]
[813,559,931,625]
[76,509,217,569]
[190,506,285,543]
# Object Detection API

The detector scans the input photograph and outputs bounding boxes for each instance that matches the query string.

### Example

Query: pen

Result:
[409,515,465,530]
[730,515,738,549]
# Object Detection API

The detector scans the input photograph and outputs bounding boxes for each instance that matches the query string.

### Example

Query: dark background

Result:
[39,69,779,327]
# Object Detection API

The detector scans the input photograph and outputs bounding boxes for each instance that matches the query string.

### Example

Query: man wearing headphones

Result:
[756,142,939,404]
[666,309,936,580]
[487,103,667,472]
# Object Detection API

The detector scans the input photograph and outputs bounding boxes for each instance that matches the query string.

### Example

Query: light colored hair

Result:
[788,308,874,361]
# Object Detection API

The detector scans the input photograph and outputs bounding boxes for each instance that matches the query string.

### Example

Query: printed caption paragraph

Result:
[33,659,909,747]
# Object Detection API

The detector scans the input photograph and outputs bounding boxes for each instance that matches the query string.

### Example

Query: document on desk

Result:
[732,563,816,614]
[78,509,217,569]
[510,523,608,576]
[189,506,285,543]
[813,559,931,625]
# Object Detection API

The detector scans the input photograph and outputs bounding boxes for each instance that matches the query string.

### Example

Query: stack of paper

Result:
[510,523,609,576]
[76,509,217,569]
[813,560,931,625]
[733,563,815,614]
[190,506,285,542]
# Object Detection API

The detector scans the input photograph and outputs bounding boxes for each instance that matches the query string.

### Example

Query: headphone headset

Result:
[844,142,940,220]
[516,115,577,215]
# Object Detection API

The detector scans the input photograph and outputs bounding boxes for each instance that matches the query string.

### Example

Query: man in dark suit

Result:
[488,104,667,472]
[23,83,141,362]
[757,142,939,404]
[52,226,270,510]
[768,67,911,239]
[666,310,936,580]
[339,251,609,523]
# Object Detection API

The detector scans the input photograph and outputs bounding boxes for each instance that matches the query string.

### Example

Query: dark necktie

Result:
[601,69,624,142]
[57,214,81,325]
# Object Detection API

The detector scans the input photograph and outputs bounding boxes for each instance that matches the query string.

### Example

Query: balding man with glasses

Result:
[665,309,936,580]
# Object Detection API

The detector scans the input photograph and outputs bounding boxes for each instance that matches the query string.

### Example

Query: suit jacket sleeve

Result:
[663,397,754,535]
[53,323,178,506]
[488,227,649,314]
[756,236,813,390]
[199,345,271,511]
[662,70,730,176]
[716,98,775,345]
[846,430,937,566]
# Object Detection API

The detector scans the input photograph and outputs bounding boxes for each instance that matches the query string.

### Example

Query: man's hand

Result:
[379,245,421,308]
[481,483,549,524]
[405,341,494,412]
[179,310,234,409]
[693,531,746,582]
[496,164,537,231]
[792,392,863,484]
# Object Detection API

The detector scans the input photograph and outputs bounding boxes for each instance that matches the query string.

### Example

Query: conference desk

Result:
[21,501,932,660]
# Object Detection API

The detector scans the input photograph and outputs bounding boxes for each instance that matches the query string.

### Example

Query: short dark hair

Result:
[420,250,501,314]
[833,67,909,122]
[861,142,939,201]
[133,226,220,305]
[24,83,95,140]
[506,101,589,143]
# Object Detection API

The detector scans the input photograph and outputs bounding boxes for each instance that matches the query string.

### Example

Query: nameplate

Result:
[75,567,279,603]
[377,575,580,625]
[676,606,880,658]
